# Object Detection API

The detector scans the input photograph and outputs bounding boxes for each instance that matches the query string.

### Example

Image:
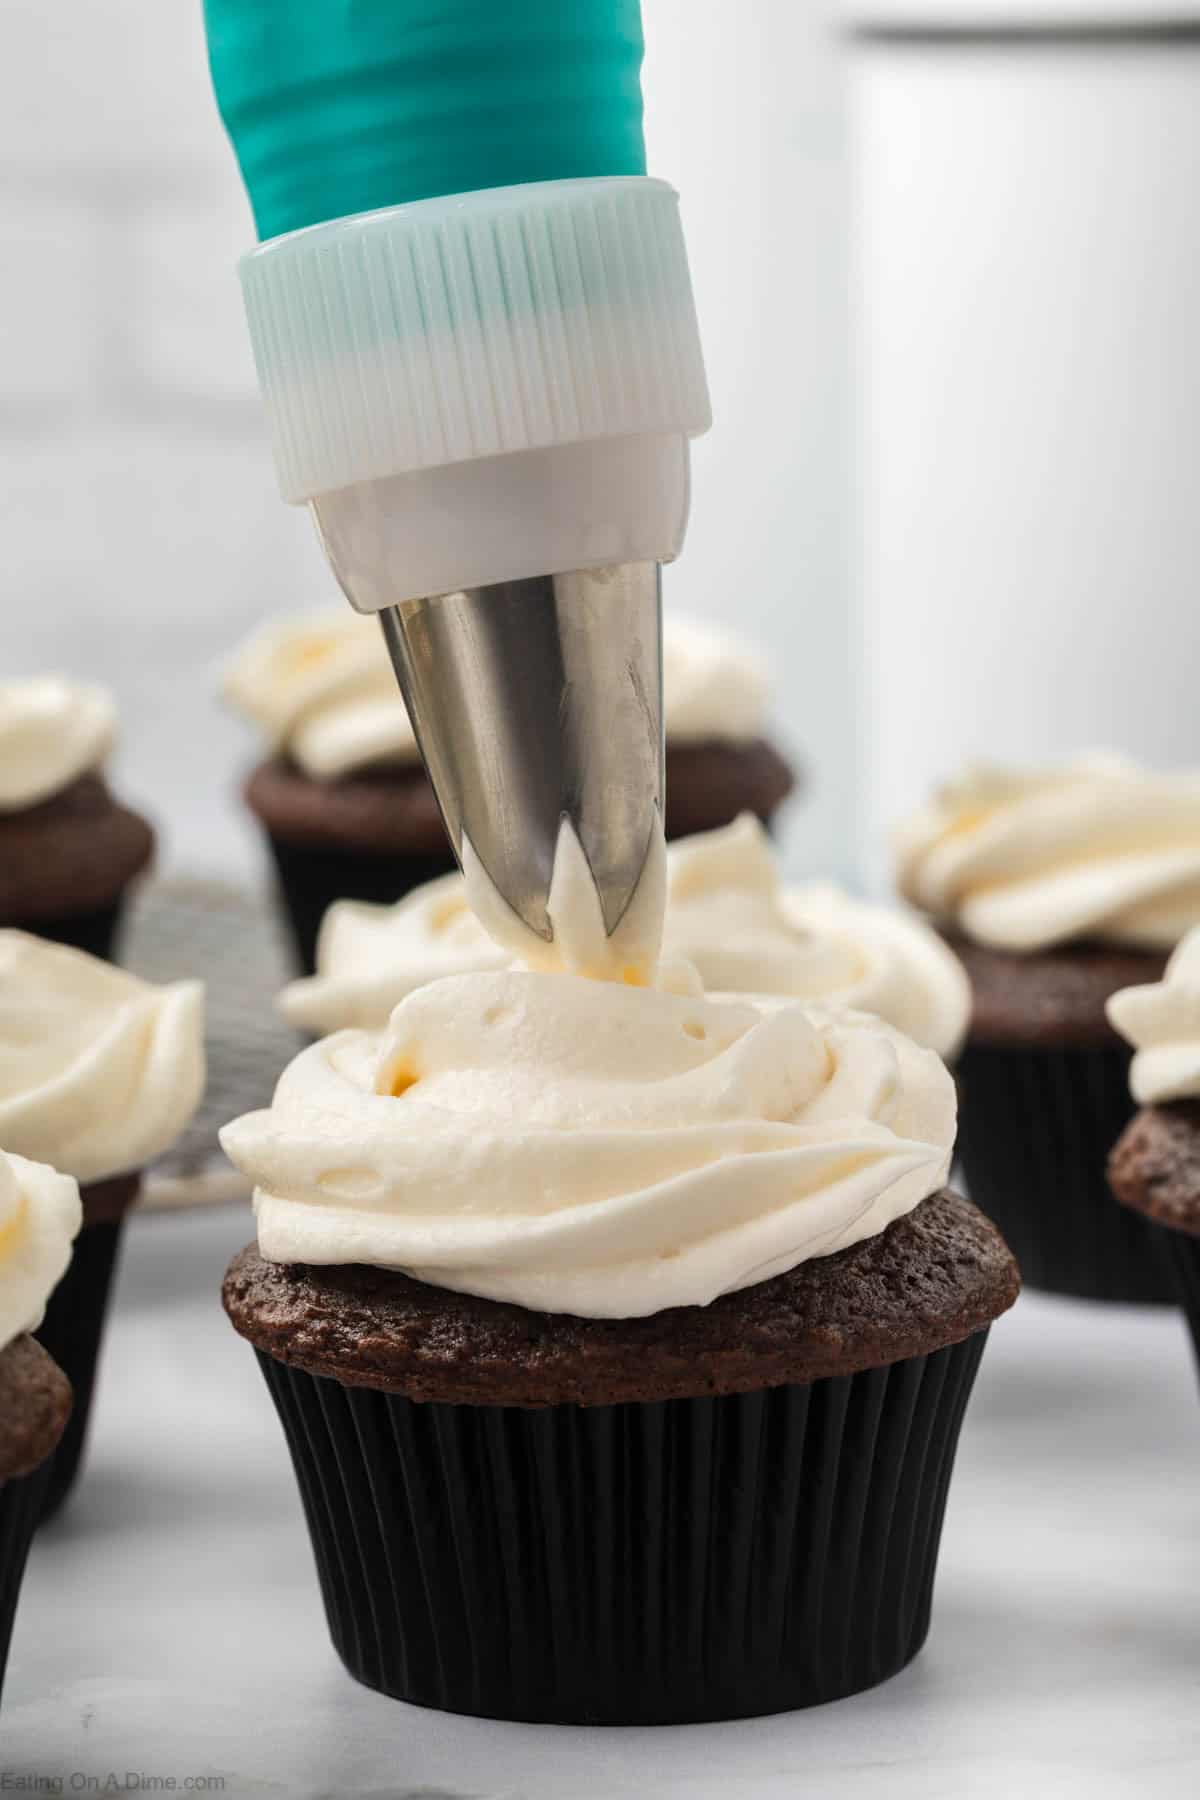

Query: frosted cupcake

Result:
[0,678,153,960]
[0,1149,80,1696]
[223,824,1015,1723]
[1108,929,1200,1366]
[0,933,205,1514]
[226,610,796,971]
[896,756,1200,1302]
[282,814,968,1059]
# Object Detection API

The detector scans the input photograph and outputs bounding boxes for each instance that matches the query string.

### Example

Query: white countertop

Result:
[5,1202,1199,1799]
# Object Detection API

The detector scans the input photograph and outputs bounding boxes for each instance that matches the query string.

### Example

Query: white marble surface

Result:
[5,1203,1199,1799]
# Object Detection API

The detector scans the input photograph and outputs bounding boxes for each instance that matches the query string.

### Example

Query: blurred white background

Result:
[2,3,1198,892]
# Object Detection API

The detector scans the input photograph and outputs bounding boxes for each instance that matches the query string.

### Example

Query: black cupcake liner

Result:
[957,1042,1173,1305]
[255,1329,988,1724]
[5,899,125,964]
[263,833,458,974]
[1155,1226,1200,1376]
[0,1458,53,1700]
[34,1219,126,1520]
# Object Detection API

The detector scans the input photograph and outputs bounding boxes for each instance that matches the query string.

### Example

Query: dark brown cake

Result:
[951,935,1167,1048]
[223,1188,1019,1407]
[0,774,154,923]
[1108,1101,1200,1238]
[244,757,448,854]
[245,736,797,857]
[661,737,797,838]
[0,1335,72,1482]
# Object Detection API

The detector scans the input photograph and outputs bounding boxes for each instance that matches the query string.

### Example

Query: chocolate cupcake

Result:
[222,937,1016,1721]
[0,678,154,961]
[0,933,205,1515]
[0,1149,80,1697]
[1108,930,1200,1364]
[896,757,1200,1303]
[225,610,796,972]
[282,814,970,1061]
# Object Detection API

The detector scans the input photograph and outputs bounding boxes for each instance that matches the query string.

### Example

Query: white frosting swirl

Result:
[281,815,968,1058]
[660,616,770,744]
[223,609,420,779]
[666,817,969,1059]
[0,933,206,1184]
[226,609,772,780]
[1108,927,1200,1105]
[0,1150,81,1351]
[281,872,509,1034]
[895,757,1200,953]
[224,971,954,1317]
[0,677,116,811]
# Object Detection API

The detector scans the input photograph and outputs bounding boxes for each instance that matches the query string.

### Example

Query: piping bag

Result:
[204,1,710,954]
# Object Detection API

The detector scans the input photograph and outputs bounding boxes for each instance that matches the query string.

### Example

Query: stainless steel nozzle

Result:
[378,562,664,943]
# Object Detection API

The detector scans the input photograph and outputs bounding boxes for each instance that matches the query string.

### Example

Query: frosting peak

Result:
[0,676,116,811]
[896,756,1200,953]
[224,971,956,1318]
[0,933,206,1184]
[0,1149,81,1351]
[462,815,668,986]
[1108,926,1200,1105]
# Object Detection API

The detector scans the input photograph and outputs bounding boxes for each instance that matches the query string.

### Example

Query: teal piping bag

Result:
[204,2,712,947]
[203,0,710,604]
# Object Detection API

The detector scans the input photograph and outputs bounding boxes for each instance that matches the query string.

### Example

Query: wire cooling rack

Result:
[124,878,305,1210]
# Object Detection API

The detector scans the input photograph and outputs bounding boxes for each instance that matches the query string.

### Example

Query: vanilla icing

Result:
[0,1149,81,1351]
[896,757,1200,953]
[0,933,206,1184]
[224,973,955,1318]
[1108,926,1200,1105]
[0,677,116,811]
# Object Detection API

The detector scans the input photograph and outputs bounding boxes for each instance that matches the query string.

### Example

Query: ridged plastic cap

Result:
[240,176,711,503]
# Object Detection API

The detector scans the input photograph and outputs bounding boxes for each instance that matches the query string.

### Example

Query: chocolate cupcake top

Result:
[280,814,969,1059]
[223,1188,1017,1404]
[0,676,116,812]
[224,966,956,1318]
[1108,1099,1200,1239]
[225,608,779,782]
[0,932,206,1183]
[0,1335,74,1481]
[895,757,1200,954]
[1107,926,1200,1107]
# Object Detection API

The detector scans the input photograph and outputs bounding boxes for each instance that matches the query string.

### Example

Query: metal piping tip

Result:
[378,562,664,944]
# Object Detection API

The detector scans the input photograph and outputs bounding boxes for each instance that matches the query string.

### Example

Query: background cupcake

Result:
[0,933,205,1515]
[223,949,1016,1723]
[281,814,968,1060]
[0,1147,79,1696]
[1108,929,1200,1368]
[896,756,1200,1303]
[0,677,154,962]
[226,610,797,972]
